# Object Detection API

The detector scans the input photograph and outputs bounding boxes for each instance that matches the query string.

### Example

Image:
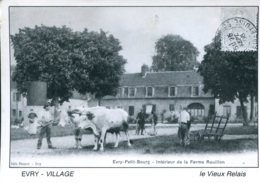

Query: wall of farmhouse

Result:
[100,98,215,122]
[215,99,258,121]
[117,85,212,98]
[135,87,146,97]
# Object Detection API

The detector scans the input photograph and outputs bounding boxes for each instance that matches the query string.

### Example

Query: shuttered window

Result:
[169,87,176,97]
[146,87,153,97]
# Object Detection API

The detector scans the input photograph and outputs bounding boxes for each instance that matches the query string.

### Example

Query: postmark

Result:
[219,17,257,52]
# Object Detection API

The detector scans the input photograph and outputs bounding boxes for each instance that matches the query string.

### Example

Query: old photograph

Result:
[8,6,258,168]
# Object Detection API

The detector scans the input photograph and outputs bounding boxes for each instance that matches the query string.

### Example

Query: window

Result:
[129,88,136,97]
[12,109,16,117]
[209,104,215,116]
[16,93,21,101]
[117,106,123,109]
[123,87,129,97]
[146,87,153,97]
[117,88,122,97]
[187,103,205,117]
[169,104,175,111]
[223,105,231,117]
[192,86,199,96]
[143,104,156,114]
[169,87,176,97]
[13,92,21,102]
[19,111,22,117]
[128,106,135,116]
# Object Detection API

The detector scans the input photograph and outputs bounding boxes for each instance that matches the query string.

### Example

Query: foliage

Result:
[11,25,126,103]
[152,35,199,71]
[198,35,257,125]
[71,29,126,100]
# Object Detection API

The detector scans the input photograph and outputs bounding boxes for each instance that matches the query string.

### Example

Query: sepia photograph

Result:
[7,5,258,168]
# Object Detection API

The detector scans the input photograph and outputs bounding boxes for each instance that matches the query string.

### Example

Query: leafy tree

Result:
[11,25,76,103]
[152,35,199,71]
[198,35,257,125]
[11,25,126,105]
[71,29,126,104]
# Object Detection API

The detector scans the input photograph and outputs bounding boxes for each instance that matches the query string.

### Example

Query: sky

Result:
[9,7,257,73]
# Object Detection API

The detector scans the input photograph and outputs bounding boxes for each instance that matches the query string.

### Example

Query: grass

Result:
[123,135,258,154]
[224,125,258,135]
[18,134,257,156]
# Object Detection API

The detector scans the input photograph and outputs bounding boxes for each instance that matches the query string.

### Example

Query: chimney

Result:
[141,64,149,77]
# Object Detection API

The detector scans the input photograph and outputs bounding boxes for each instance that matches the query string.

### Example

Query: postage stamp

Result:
[219,17,257,52]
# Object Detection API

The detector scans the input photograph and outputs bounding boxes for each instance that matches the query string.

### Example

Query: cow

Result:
[79,107,132,151]
[62,106,132,151]
[59,106,99,149]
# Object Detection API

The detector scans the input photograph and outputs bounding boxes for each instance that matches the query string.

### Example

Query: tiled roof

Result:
[120,70,203,87]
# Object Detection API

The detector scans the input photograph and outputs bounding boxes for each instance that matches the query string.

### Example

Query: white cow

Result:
[80,107,132,151]
[64,106,132,151]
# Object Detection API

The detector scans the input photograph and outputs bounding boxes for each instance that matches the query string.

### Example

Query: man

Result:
[136,109,146,135]
[151,111,158,135]
[67,107,84,149]
[177,106,191,146]
[37,102,55,149]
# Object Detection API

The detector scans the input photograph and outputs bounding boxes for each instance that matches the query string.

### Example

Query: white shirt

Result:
[179,110,190,123]
[39,109,53,126]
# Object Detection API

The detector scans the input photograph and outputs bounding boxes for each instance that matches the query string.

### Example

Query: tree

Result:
[11,25,126,105]
[11,25,76,104]
[71,29,126,105]
[198,35,257,125]
[152,35,199,71]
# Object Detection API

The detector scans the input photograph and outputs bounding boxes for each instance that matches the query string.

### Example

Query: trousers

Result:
[177,123,190,146]
[37,125,52,148]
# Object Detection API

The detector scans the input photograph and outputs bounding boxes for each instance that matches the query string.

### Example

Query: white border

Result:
[1,0,260,183]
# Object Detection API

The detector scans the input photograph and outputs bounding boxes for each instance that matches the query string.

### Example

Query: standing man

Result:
[136,109,146,135]
[37,102,55,149]
[177,106,191,146]
[151,111,158,135]
[67,107,83,149]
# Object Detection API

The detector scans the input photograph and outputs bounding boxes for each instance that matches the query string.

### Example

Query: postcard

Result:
[1,0,260,182]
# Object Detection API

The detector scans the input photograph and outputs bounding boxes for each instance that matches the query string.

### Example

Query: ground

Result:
[11,123,257,156]
[10,123,258,167]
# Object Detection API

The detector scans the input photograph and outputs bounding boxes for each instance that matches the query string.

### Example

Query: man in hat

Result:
[37,102,55,149]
